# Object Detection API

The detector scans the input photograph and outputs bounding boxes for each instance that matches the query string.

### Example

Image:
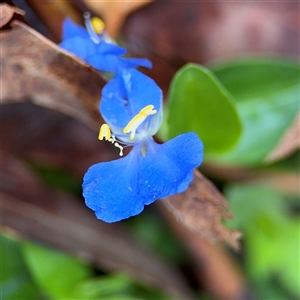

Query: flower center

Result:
[98,104,157,156]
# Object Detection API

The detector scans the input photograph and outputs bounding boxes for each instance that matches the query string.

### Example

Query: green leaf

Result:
[0,234,39,299]
[211,58,300,165]
[167,63,242,154]
[21,242,93,299]
[225,184,300,297]
[75,274,133,299]
[126,211,185,264]
[75,272,171,300]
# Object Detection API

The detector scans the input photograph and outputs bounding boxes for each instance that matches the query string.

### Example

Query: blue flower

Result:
[82,68,203,222]
[60,14,152,72]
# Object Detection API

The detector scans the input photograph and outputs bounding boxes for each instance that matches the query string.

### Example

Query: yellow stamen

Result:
[98,124,123,156]
[91,16,105,35]
[98,124,111,140]
[123,105,157,140]
[140,105,157,116]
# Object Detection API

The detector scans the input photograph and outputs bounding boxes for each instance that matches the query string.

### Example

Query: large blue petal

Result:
[100,69,162,129]
[82,132,203,222]
[83,150,144,223]
[137,133,203,204]
[62,18,89,40]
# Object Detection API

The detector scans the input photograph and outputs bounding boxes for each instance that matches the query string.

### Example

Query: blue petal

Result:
[137,133,203,203]
[82,132,203,222]
[98,71,131,131]
[88,54,152,73]
[83,150,144,223]
[100,69,162,129]
[119,57,152,69]
[87,54,129,73]
[60,37,98,61]
[95,43,127,56]
[62,18,89,40]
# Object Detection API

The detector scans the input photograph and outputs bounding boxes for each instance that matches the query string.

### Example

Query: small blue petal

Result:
[87,55,148,73]
[95,43,127,56]
[119,57,152,70]
[82,132,203,222]
[88,55,152,77]
[100,68,162,129]
[60,37,98,61]
[62,18,89,40]
[60,19,151,73]
[87,54,125,72]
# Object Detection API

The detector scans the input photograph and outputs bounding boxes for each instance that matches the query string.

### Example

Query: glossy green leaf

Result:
[21,242,93,299]
[0,234,39,299]
[211,58,300,165]
[167,63,242,154]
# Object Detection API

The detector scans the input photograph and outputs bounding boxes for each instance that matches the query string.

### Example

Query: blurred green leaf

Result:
[20,241,171,300]
[252,279,293,300]
[0,234,40,299]
[225,184,300,297]
[75,274,133,299]
[30,163,81,195]
[224,184,283,230]
[211,58,300,166]
[75,272,170,300]
[126,211,185,264]
[167,63,242,154]
[21,242,93,299]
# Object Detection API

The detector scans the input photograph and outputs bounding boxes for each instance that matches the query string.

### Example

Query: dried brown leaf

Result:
[265,113,300,163]
[184,235,247,299]
[1,151,194,299]
[0,3,25,28]
[84,0,153,38]
[163,170,242,250]
[0,103,118,175]
[159,207,247,299]
[1,21,104,129]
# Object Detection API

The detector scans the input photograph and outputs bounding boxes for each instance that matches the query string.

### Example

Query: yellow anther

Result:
[140,105,157,116]
[123,105,157,140]
[98,123,124,156]
[91,16,105,35]
[98,124,111,140]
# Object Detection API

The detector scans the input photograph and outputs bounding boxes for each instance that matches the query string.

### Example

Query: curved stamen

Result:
[123,105,157,140]
[114,142,124,156]
[98,124,124,156]
[84,12,101,44]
